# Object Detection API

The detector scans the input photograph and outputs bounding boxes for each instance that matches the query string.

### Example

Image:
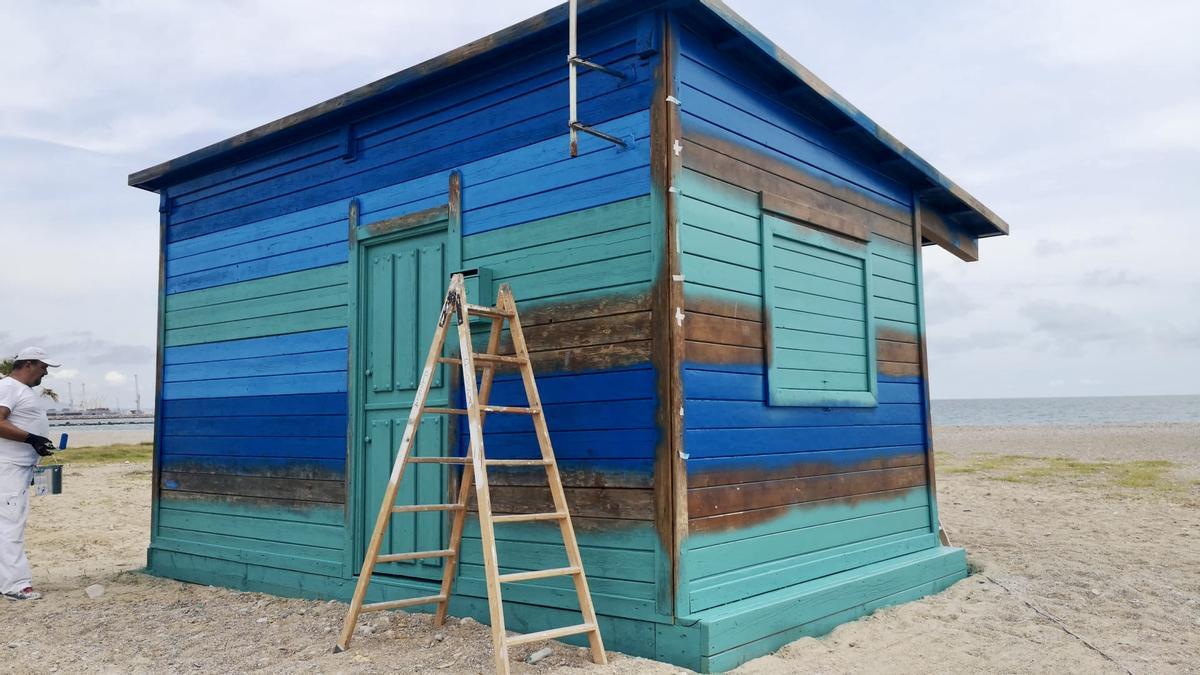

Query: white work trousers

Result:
[0,462,34,594]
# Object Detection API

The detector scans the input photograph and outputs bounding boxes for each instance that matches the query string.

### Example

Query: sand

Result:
[3,424,1198,674]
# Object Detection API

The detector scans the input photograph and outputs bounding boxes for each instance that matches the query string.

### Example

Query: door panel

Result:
[357,227,449,580]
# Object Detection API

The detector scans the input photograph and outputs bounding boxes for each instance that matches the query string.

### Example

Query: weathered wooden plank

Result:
[165,264,347,310]
[161,471,344,504]
[686,312,763,348]
[471,486,654,521]
[688,465,927,517]
[682,133,912,236]
[761,191,868,242]
[917,198,979,262]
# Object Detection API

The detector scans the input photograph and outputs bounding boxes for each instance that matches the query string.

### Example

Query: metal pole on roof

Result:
[569,0,579,157]
[567,0,628,158]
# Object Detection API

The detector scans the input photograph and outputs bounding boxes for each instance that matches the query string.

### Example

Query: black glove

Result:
[24,433,56,457]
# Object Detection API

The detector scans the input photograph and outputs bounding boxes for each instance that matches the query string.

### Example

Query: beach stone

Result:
[84,584,105,599]
[526,647,553,664]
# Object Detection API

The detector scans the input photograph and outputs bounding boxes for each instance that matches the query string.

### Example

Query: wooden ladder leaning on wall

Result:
[335,273,607,675]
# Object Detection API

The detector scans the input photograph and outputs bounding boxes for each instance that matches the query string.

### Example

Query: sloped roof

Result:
[129,0,1007,239]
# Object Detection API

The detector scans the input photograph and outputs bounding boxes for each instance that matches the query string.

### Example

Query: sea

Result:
[931,395,1200,427]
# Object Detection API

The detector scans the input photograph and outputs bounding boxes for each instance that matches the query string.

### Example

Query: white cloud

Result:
[104,371,128,385]
[48,368,79,380]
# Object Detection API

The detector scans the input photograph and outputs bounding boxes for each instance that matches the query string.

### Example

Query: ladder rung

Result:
[438,353,527,366]
[407,456,471,464]
[498,566,580,584]
[376,549,454,563]
[464,304,513,319]
[493,511,567,524]
[424,405,539,415]
[485,459,550,467]
[506,623,597,647]
[391,504,464,513]
[361,594,446,613]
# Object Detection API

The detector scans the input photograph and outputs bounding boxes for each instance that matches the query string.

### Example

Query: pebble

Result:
[84,584,105,599]
[434,633,445,642]
[526,647,553,664]
[459,617,477,626]
[256,618,270,624]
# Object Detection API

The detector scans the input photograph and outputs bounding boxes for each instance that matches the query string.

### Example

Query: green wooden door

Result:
[356,226,450,580]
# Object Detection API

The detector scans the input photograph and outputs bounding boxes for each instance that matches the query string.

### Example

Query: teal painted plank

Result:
[458,537,655,583]
[697,546,967,653]
[775,269,865,303]
[157,505,343,548]
[875,297,920,324]
[166,306,348,347]
[690,531,936,613]
[158,527,339,564]
[164,264,347,312]
[871,254,916,284]
[775,349,869,375]
[158,494,343,525]
[873,276,918,304]
[680,197,760,244]
[501,251,653,303]
[773,370,870,391]
[682,252,760,296]
[153,537,343,577]
[681,224,760,269]
[701,566,967,671]
[461,195,650,259]
[679,167,760,217]
[773,288,865,322]
[688,507,931,580]
[462,516,656,550]
[166,283,347,330]
[688,487,929,549]
[775,307,863,339]
[774,328,866,356]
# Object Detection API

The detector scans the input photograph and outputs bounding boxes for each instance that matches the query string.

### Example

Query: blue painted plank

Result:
[161,393,347,418]
[161,436,346,459]
[167,202,346,261]
[461,399,655,434]
[688,445,926,477]
[163,328,348,365]
[685,424,926,458]
[165,349,346,383]
[683,366,924,404]
[685,400,922,429]
[486,367,655,405]
[162,372,347,400]
[166,244,349,294]
[162,414,347,438]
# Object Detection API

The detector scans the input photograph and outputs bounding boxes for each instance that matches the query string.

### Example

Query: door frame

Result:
[342,175,464,580]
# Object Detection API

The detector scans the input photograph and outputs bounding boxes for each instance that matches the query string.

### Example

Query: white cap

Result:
[14,347,60,368]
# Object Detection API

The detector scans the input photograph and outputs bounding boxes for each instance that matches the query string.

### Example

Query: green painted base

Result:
[145,544,966,672]
[666,546,969,672]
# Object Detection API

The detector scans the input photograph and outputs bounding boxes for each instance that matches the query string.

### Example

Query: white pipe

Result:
[568,0,578,157]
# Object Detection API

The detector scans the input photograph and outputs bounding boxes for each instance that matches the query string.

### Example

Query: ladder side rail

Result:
[455,278,512,673]
[337,283,458,652]
[434,310,505,626]
[499,285,607,664]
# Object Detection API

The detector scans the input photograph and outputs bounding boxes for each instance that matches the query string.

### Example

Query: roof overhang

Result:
[130,0,1008,253]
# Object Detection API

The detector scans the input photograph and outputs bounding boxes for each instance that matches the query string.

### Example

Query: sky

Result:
[0,0,1197,407]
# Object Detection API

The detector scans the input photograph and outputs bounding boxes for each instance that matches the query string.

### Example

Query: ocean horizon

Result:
[932,394,1200,427]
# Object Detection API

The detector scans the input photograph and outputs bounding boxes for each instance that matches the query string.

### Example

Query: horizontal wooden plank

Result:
[161,471,344,504]
[157,504,343,547]
[685,423,926,458]
[682,134,911,240]
[163,328,347,365]
[688,465,927,517]
[471,486,654,521]
[762,191,868,242]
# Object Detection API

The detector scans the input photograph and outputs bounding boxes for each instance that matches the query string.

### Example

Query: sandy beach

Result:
[3,424,1197,674]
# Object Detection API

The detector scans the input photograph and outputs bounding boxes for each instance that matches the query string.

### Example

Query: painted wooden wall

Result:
[671,19,937,616]
[152,9,666,629]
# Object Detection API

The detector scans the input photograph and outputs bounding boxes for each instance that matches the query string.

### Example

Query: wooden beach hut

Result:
[128,1,1007,670]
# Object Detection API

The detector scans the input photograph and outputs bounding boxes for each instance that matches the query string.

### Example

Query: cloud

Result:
[1079,269,1149,289]
[48,368,79,380]
[1034,235,1128,258]
[1021,300,1141,347]
[104,371,128,385]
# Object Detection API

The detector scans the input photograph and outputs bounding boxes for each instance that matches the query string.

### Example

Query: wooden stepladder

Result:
[336,273,607,674]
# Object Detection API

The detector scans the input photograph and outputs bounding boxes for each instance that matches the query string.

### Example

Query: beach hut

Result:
[128,1,1007,670]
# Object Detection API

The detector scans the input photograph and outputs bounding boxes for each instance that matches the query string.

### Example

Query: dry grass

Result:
[938,451,1187,496]
[41,442,154,466]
